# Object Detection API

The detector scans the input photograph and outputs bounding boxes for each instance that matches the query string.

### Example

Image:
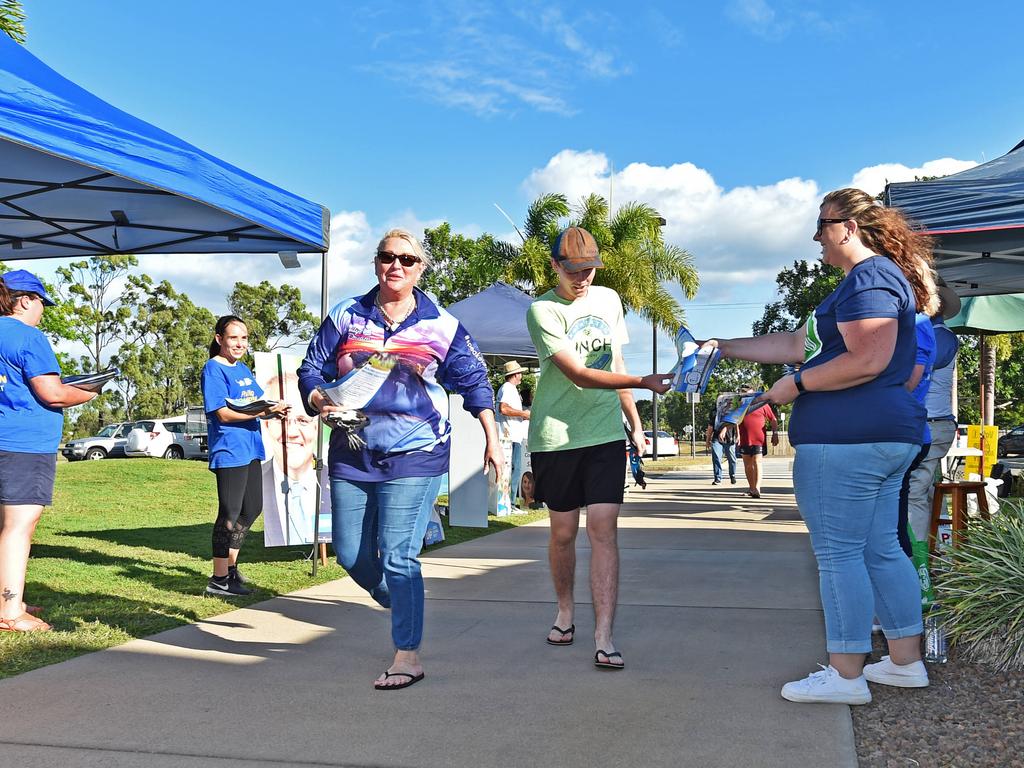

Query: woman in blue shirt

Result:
[298,228,501,691]
[202,315,289,597]
[1,270,97,632]
[705,189,939,705]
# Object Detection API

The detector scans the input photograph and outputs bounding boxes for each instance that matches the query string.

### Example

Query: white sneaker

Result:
[863,655,929,688]
[780,664,872,705]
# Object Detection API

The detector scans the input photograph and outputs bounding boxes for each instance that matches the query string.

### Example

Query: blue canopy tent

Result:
[0,35,333,570]
[884,139,1024,297]
[447,281,537,362]
[0,33,328,261]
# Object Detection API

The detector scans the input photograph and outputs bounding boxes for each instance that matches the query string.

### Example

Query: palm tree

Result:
[1,0,26,43]
[496,193,699,333]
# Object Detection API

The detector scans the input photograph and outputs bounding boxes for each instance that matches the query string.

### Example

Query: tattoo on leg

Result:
[2,588,18,603]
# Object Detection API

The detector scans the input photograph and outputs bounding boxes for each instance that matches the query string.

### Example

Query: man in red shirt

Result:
[736,385,779,498]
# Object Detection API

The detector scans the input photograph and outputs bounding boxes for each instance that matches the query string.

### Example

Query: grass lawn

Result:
[1,459,546,679]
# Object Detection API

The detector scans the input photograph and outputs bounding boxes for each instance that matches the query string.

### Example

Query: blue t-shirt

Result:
[0,316,64,454]
[201,358,266,469]
[789,256,925,446]
[911,313,936,444]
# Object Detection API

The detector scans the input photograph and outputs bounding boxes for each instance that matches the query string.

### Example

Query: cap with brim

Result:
[551,227,603,271]
[1,269,55,306]
[503,360,526,377]
[936,281,961,320]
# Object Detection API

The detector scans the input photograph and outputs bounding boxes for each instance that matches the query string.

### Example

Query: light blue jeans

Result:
[710,440,736,482]
[510,441,525,505]
[331,474,443,651]
[793,442,923,654]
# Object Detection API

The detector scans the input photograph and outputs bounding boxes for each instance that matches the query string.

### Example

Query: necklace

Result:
[375,293,415,330]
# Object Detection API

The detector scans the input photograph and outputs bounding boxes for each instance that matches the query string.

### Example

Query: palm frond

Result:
[524,194,569,243]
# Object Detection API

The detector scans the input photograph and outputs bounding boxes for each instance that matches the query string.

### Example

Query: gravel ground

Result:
[853,635,1024,768]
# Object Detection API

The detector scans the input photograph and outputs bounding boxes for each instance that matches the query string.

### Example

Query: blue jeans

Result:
[510,441,524,505]
[710,440,735,482]
[793,442,923,654]
[331,474,443,651]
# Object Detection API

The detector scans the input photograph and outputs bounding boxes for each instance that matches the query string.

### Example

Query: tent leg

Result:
[311,249,330,577]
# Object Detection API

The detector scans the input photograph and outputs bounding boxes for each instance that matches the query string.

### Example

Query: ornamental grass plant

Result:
[935,498,1024,671]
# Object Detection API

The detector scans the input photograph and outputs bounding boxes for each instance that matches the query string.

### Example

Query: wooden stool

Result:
[929,481,990,553]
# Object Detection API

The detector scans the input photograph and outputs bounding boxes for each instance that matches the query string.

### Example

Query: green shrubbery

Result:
[936,498,1024,671]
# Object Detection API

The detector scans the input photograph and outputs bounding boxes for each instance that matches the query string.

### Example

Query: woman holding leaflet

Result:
[703,189,938,705]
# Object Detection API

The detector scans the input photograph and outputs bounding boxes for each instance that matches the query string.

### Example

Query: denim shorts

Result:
[0,450,57,506]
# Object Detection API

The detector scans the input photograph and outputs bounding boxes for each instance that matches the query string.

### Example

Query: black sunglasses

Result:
[816,217,850,235]
[376,251,420,267]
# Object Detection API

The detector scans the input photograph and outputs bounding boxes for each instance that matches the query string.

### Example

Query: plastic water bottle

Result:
[924,607,948,664]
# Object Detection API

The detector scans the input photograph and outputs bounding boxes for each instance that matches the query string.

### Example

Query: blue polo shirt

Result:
[790,256,925,446]
[0,317,64,454]
[201,358,266,469]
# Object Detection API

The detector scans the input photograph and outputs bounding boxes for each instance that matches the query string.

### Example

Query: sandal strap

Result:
[550,623,575,636]
[595,650,622,661]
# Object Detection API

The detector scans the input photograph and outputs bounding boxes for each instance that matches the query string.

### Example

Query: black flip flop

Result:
[594,650,624,670]
[374,670,425,690]
[546,623,575,646]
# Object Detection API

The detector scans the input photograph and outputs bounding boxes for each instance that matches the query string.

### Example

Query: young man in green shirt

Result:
[526,226,672,670]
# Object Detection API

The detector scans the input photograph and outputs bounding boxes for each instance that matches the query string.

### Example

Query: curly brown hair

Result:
[822,188,939,316]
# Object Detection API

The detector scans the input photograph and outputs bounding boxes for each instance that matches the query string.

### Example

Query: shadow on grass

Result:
[62,524,317,562]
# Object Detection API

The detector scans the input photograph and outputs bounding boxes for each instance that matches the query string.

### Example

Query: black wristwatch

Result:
[793,369,806,394]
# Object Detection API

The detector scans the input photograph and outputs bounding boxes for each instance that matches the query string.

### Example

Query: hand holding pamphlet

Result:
[317,354,394,411]
[671,326,719,394]
[716,392,763,426]
[226,397,279,415]
[61,367,119,392]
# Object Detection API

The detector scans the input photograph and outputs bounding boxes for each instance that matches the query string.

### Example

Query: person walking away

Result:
[702,188,937,704]
[526,226,672,670]
[202,315,290,597]
[1,270,98,632]
[299,228,501,691]
[736,384,779,498]
[496,360,530,508]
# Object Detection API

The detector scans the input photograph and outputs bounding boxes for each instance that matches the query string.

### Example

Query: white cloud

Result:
[847,158,978,197]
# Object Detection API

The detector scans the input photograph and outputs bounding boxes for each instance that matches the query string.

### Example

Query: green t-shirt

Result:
[526,285,629,452]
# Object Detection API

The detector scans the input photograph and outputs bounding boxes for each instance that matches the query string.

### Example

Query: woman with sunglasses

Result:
[703,188,938,705]
[1,270,98,632]
[298,228,501,691]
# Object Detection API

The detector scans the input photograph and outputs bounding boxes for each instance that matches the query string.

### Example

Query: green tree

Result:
[113,280,215,419]
[55,255,139,372]
[753,259,842,385]
[228,280,318,352]
[0,0,26,43]
[420,223,507,307]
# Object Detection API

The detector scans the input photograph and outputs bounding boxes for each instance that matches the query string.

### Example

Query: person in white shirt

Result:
[496,360,530,507]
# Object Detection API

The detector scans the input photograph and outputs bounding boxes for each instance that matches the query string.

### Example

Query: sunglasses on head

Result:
[376,251,420,267]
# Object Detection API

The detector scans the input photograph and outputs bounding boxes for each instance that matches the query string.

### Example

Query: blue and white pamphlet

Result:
[671,326,720,394]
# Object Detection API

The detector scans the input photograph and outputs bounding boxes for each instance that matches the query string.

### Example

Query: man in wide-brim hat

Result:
[496,360,530,510]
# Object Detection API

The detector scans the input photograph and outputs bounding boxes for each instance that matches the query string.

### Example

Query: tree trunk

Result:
[981,335,996,425]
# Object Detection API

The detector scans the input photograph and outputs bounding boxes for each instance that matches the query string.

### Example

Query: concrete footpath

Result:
[0,458,857,768]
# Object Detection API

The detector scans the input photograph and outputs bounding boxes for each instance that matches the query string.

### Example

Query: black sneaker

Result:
[206,575,252,596]
[730,477,737,484]
[712,479,721,485]
[228,565,247,585]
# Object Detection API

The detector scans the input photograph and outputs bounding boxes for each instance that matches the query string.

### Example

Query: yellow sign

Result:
[965,425,999,478]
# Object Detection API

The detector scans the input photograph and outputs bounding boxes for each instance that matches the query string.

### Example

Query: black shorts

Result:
[737,445,765,457]
[530,440,625,512]
[0,450,57,506]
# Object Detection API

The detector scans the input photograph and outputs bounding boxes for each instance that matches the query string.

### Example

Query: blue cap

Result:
[1,269,56,306]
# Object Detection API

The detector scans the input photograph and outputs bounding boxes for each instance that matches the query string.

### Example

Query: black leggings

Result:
[896,443,930,558]
[212,460,263,558]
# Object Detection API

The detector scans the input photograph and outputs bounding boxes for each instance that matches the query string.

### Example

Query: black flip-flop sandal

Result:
[594,650,624,670]
[374,670,425,690]
[546,623,575,645]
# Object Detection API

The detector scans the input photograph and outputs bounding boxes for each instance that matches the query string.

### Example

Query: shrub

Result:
[935,498,1024,670]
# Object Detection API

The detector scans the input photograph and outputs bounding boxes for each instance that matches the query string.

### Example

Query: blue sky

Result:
[18,0,1024,377]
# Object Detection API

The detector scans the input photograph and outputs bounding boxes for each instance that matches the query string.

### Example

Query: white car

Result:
[643,430,679,458]
[125,418,205,460]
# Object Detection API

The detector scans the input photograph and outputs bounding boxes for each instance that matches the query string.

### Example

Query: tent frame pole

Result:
[311,250,329,576]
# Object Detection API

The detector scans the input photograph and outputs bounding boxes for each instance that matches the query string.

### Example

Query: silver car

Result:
[61,422,133,461]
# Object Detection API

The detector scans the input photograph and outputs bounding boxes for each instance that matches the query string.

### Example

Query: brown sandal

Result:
[0,612,52,632]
